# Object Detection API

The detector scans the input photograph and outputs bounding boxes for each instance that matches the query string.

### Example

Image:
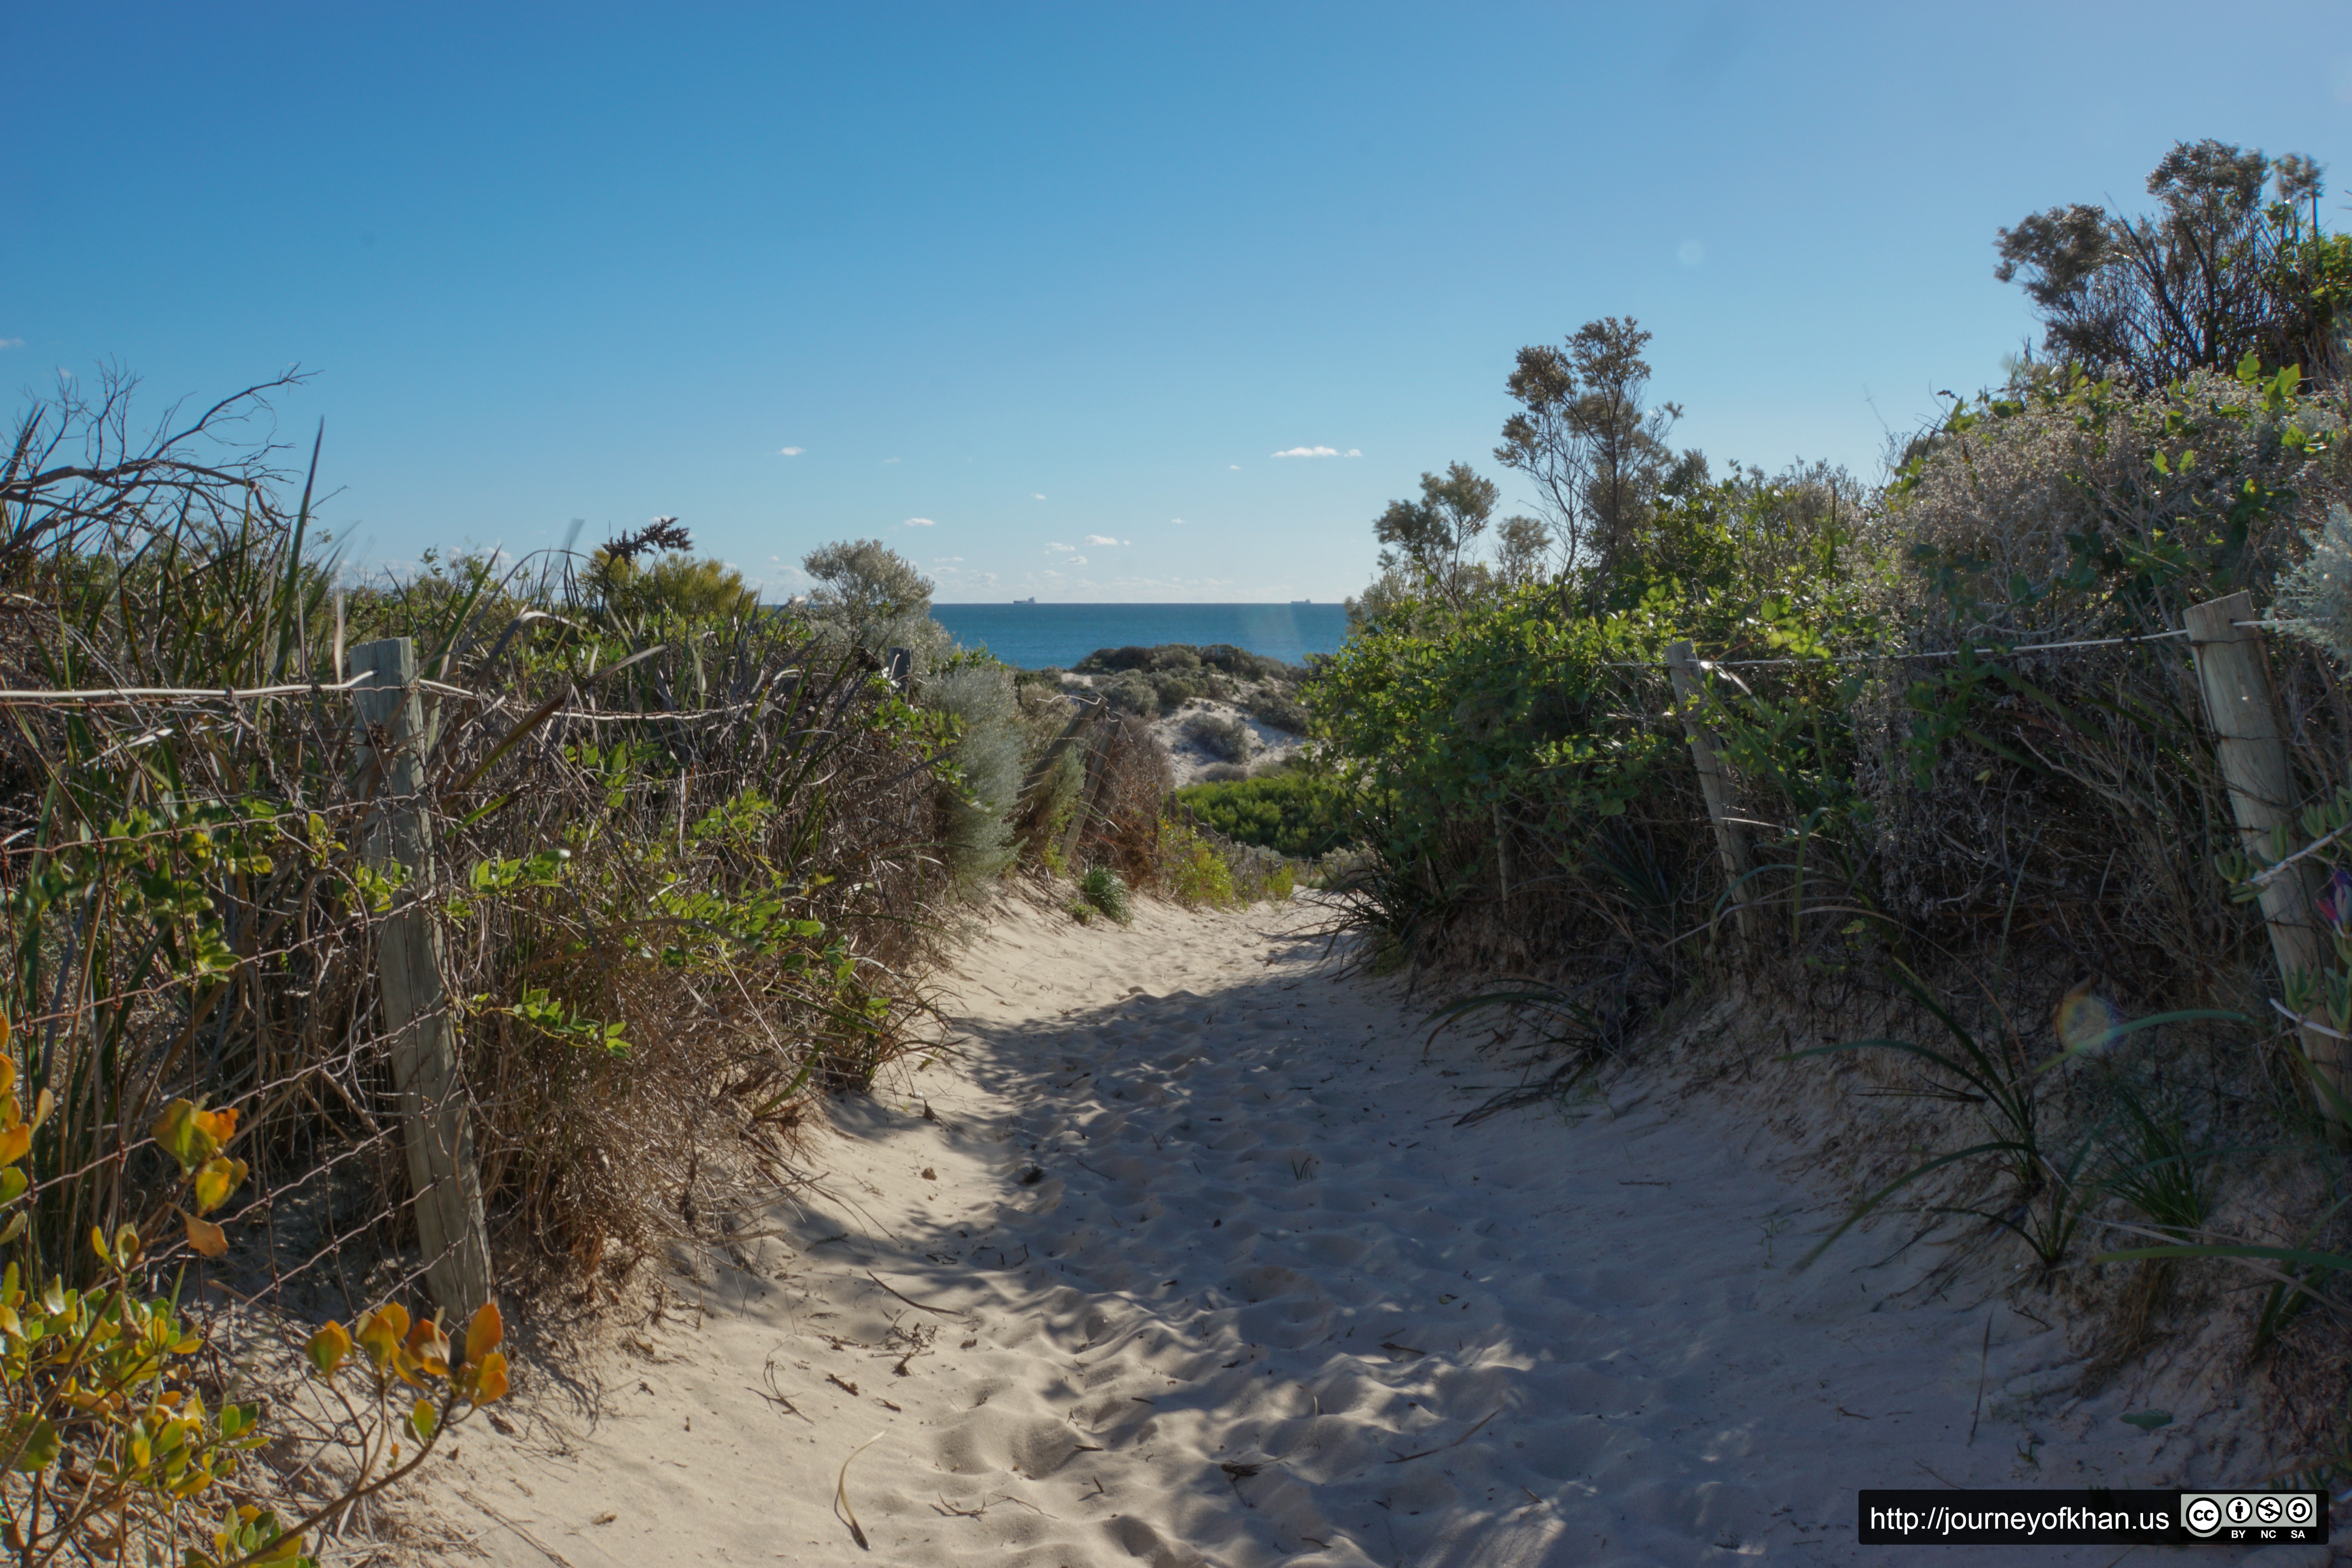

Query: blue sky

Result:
[9,4,2351,602]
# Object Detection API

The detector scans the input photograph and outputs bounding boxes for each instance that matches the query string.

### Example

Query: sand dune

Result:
[434,893,2257,1566]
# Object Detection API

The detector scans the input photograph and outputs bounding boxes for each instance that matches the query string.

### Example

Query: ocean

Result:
[930,602,1352,670]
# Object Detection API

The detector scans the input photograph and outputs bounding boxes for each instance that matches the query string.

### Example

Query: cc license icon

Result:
[2286,1494,2319,1526]
[2182,1496,2221,1536]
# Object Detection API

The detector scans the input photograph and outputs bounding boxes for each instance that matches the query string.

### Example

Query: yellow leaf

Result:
[464,1301,504,1367]
[356,1305,407,1371]
[182,1214,227,1259]
[151,1100,208,1171]
[305,1322,351,1378]
[406,1315,451,1378]
[194,1105,239,1148]
[0,1011,12,1053]
[192,1157,247,1216]
[471,1350,509,1406]
[408,1397,437,1443]
[30,1090,51,1131]
[0,1126,30,1168]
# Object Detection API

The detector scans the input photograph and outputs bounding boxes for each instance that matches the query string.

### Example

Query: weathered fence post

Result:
[1665,641,1764,948]
[351,637,495,1317]
[2185,592,2345,1122]
[1058,705,1121,872]
[1020,694,1102,804]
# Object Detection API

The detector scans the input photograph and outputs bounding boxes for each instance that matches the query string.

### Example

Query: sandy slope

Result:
[433,893,2264,1568]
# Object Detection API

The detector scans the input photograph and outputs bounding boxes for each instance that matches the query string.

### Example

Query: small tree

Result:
[1371,462,1500,610]
[1995,139,2350,387]
[799,538,949,667]
[1494,316,1683,597]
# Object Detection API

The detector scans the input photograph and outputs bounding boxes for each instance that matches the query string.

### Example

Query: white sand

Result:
[434,894,2260,1567]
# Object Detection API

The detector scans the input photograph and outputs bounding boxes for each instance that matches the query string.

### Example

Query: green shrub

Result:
[927,658,1025,891]
[1181,711,1252,762]
[1175,772,1356,857]
[1244,688,1311,734]
[1157,821,1238,908]
[1100,670,1159,717]
[1074,865,1133,923]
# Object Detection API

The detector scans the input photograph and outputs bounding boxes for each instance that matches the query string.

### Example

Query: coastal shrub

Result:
[0,373,964,1380]
[1074,714,1174,884]
[927,656,1026,891]
[1149,668,1220,708]
[1175,771,1357,857]
[1181,711,1252,762]
[799,538,954,671]
[1100,669,1159,718]
[1073,865,1134,924]
[1244,688,1311,735]
[1156,821,1238,908]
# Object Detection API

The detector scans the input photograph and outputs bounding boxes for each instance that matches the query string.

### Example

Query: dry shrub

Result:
[1077,713,1171,884]
[0,375,957,1319]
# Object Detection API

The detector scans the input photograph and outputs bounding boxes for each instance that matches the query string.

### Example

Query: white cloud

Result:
[1172,518,1185,525]
[1046,541,1075,552]
[882,456,901,465]
[1273,446,1341,458]
[1229,464,1240,470]
[776,445,803,456]
[1083,534,1121,546]
[1032,493,1047,500]
[1063,555,1087,566]
[1347,448,1362,457]
[0,338,21,350]
[903,517,936,527]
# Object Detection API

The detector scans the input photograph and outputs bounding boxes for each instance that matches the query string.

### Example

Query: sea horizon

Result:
[928,600,1351,670]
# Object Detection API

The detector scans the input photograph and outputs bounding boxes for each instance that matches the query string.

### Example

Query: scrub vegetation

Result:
[1285,140,2352,1468]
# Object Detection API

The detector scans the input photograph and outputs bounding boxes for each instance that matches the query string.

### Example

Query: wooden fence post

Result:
[1020,694,1103,804]
[2185,592,2345,1122]
[1665,641,1765,948]
[1058,706,1121,872]
[351,637,495,1317]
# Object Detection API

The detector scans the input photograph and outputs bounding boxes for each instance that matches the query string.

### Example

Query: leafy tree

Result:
[1372,462,1499,609]
[1995,140,2350,387]
[1495,316,1684,593]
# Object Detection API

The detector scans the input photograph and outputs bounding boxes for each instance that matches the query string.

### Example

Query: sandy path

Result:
[438,895,2255,1567]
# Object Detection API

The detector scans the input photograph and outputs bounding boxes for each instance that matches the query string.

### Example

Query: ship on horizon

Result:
[1013,596,1036,604]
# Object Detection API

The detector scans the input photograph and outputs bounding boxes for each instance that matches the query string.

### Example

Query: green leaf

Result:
[4,1415,57,1471]
[2119,1409,2172,1432]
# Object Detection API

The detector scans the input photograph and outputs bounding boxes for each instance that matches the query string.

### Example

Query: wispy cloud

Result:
[1046,542,1075,552]
[1172,518,1186,525]
[1228,464,1240,470]
[903,517,936,527]
[1347,448,1362,457]
[882,457,901,465]
[1083,534,1123,546]
[1031,493,1047,501]
[1062,556,1087,567]
[776,445,804,456]
[0,338,22,350]
[1273,446,1341,459]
